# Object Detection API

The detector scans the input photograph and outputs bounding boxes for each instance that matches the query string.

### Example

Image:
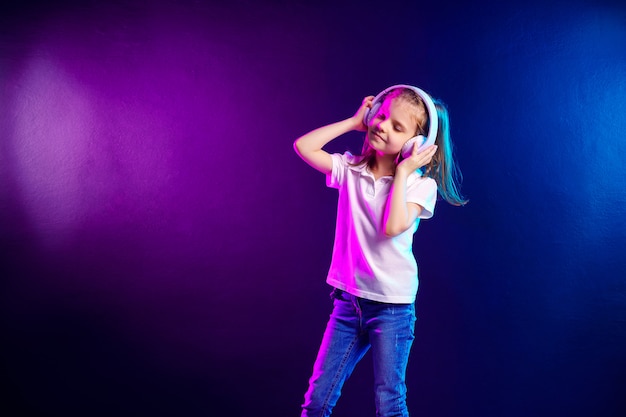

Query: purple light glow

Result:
[11,54,96,248]
[1,1,326,365]
[4,6,257,252]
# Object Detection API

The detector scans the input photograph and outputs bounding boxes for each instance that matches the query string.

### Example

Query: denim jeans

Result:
[301,288,417,417]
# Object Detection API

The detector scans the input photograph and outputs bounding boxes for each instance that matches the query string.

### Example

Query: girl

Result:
[293,85,466,417]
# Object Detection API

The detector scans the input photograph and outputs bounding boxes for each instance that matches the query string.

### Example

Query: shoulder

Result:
[406,173,438,218]
[327,152,366,189]
[406,172,438,197]
[330,152,366,171]
[407,171,437,188]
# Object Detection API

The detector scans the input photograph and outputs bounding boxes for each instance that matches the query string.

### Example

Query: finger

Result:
[419,144,437,153]
[412,144,420,157]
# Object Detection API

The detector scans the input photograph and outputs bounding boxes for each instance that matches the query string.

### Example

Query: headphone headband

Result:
[364,84,439,150]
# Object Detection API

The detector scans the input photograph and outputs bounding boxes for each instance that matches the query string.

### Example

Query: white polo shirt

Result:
[325,152,437,304]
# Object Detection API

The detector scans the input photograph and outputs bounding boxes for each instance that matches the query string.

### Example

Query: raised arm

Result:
[384,144,438,237]
[293,96,373,174]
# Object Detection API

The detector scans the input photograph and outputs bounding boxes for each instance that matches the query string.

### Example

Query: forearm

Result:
[384,174,421,237]
[293,118,358,174]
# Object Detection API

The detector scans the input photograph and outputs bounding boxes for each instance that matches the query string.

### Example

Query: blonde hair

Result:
[424,99,467,206]
[355,87,467,206]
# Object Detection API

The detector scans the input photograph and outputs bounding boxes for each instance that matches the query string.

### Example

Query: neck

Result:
[371,153,396,178]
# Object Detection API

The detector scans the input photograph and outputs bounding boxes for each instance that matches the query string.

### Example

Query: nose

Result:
[376,118,390,133]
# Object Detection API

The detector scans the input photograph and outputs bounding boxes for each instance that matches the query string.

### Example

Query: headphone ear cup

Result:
[401,135,426,158]
[364,101,382,125]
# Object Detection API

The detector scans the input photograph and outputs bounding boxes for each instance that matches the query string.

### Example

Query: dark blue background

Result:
[1,0,625,416]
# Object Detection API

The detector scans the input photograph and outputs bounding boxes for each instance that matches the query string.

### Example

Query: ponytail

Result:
[424,100,468,206]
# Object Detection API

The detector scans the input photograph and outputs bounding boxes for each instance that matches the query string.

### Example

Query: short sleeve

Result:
[407,175,438,219]
[326,152,352,189]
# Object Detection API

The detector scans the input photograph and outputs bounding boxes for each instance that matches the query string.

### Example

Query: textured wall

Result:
[1,0,625,416]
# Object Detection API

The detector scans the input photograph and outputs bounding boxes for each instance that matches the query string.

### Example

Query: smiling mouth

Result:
[371,131,385,142]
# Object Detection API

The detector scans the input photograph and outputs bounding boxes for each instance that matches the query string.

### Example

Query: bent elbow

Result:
[293,138,310,159]
[384,224,405,238]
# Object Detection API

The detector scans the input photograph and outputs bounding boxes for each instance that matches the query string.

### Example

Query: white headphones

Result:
[363,84,439,158]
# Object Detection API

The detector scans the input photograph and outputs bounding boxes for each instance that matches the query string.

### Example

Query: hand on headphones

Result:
[351,96,375,132]
[396,144,438,177]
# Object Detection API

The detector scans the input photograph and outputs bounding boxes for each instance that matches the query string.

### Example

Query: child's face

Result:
[367,95,423,157]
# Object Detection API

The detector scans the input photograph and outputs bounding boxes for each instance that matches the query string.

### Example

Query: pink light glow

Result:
[11,54,97,248]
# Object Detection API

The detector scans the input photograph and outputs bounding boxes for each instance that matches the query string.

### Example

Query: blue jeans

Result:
[301,288,417,417]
